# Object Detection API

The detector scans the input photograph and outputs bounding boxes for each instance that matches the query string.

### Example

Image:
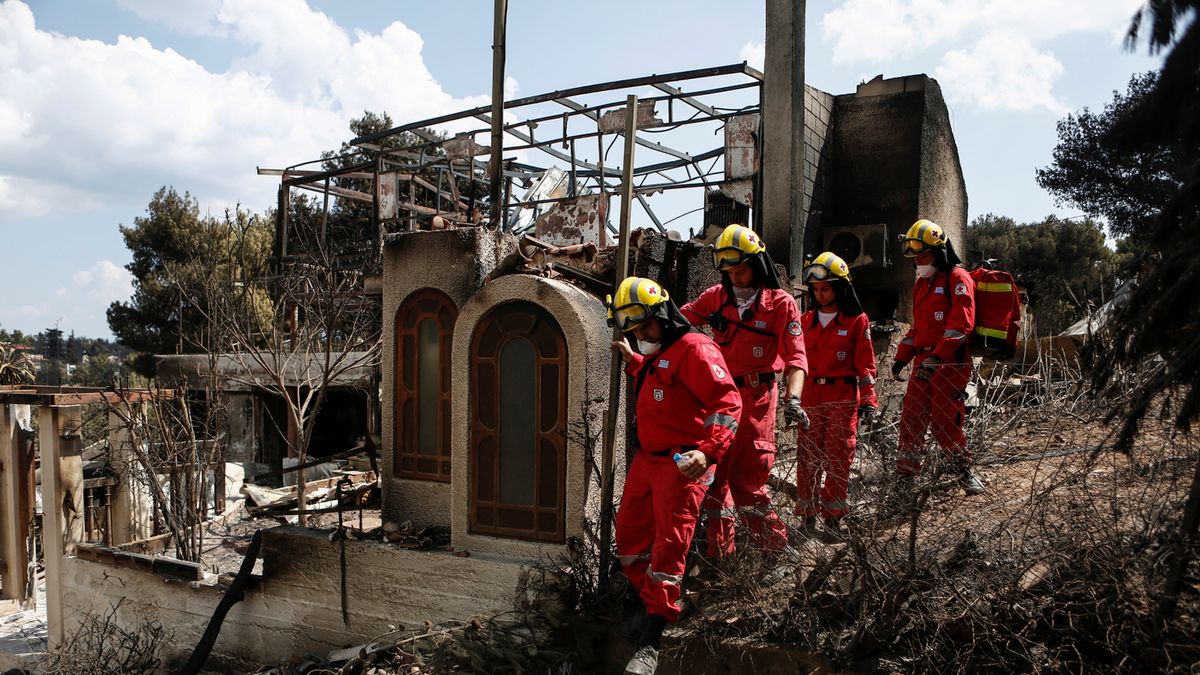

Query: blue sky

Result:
[0,0,1161,339]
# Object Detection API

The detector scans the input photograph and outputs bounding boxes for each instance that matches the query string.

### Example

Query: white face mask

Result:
[915,264,936,279]
[636,339,661,355]
[732,286,758,302]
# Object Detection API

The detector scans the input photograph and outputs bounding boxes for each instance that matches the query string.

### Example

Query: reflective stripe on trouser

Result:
[704,382,788,556]
[897,358,973,475]
[796,384,858,518]
[616,452,707,622]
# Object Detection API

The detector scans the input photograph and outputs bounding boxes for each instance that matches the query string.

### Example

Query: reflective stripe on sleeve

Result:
[704,413,738,435]
[647,569,683,586]
[942,330,966,339]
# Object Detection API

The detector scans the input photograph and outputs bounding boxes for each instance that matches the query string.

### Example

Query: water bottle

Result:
[673,452,715,486]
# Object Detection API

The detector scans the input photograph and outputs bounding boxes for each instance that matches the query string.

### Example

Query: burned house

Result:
[0,21,966,667]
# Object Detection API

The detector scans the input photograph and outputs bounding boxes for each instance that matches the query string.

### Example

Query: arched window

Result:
[470,302,567,542]
[394,289,457,481]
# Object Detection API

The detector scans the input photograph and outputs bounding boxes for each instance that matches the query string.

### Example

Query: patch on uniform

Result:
[787,321,802,336]
[657,359,670,368]
[653,388,664,401]
[837,329,848,336]
[934,311,944,321]
[837,351,847,361]
[935,286,945,294]
[752,345,764,359]
[954,282,968,296]
[711,363,727,379]
[754,320,767,329]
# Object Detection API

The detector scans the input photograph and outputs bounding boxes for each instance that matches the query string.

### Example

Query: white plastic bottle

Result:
[673,452,715,486]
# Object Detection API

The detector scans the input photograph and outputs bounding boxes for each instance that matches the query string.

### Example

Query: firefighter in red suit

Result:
[891,219,986,496]
[679,224,809,559]
[609,276,742,675]
[796,252,878,537]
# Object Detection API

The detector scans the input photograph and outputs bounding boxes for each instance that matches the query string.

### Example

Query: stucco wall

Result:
[380,227,512,527]
[450,275,619,558]
[59,526,524,671]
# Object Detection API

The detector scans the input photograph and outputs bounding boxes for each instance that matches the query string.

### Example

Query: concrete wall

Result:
[450,275,619,558]
[59,526,525,671]
[380,227,512,527]
[827,75,967,322]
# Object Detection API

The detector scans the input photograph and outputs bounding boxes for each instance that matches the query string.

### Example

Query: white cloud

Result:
[818,0,1141,113]
[822,0,1143,64]
[115,0,226,36]
[72,260,134,305]
[739,41,765,71]
[936,33,1067,114]
[0,0,498,223]
[55,287,66,296]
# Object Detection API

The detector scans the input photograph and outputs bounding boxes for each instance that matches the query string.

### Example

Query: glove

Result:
[784,395,811,431]
[891,360,908,382]
[915,355,942,381]
[857,404,876,420]
[705,312,729,332]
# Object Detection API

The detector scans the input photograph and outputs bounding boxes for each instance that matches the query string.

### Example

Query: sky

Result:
[0,0,1162,339]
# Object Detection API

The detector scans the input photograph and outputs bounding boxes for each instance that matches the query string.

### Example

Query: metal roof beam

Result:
[553,97,693,162]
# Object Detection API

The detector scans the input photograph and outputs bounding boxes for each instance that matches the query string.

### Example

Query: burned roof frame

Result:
[261,62,763,261]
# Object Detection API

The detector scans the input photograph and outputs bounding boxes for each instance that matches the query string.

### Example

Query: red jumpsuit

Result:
[795,311,877,519]
[616,332,741,622]
[681,286,807,557]
[894,267,976,475]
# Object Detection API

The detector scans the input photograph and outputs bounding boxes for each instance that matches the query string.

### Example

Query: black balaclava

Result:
[649,299,694,352]
[933,239,964,272]
[719,250,783,302]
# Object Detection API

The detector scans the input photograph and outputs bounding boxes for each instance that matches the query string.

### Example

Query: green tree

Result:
[967,214,1124,335]
[1089,1,1200,451]
[108,188,273,375]
[1036,72,1185,243]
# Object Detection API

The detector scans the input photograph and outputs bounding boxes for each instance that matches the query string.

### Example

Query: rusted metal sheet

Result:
[377,172,399,220]
[597,100,664,134]
[719,179,753,207]
[532,193,610,247]
[443,133,490,160]
[724,113,759,180]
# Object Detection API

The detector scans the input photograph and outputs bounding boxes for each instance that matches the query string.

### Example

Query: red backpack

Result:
[965,267,1022,360]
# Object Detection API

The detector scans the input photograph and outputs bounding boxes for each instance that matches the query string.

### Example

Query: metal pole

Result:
[488,0,508,227]
[598,94,638,591]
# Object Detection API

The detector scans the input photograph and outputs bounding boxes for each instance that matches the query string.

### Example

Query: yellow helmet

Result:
[900,219,947,257]
[803,251,852,283]
[607,277,670,332]
[711,224,765,271]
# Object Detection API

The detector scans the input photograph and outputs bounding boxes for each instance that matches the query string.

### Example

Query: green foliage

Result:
[107,187,273,375]
[967,214,1125,335]
[1090,1,1200,449]
[1036,72,1185,243]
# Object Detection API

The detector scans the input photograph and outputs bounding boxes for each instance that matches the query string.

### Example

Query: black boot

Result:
[625,615,668,674]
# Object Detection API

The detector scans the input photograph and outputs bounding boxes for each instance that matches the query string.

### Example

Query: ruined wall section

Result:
[59,527,523,670]
[381,227,512,527]
[827,75,966,323]
[449,275,617,558]
[802,85,835,264]
[916,79,968,257]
